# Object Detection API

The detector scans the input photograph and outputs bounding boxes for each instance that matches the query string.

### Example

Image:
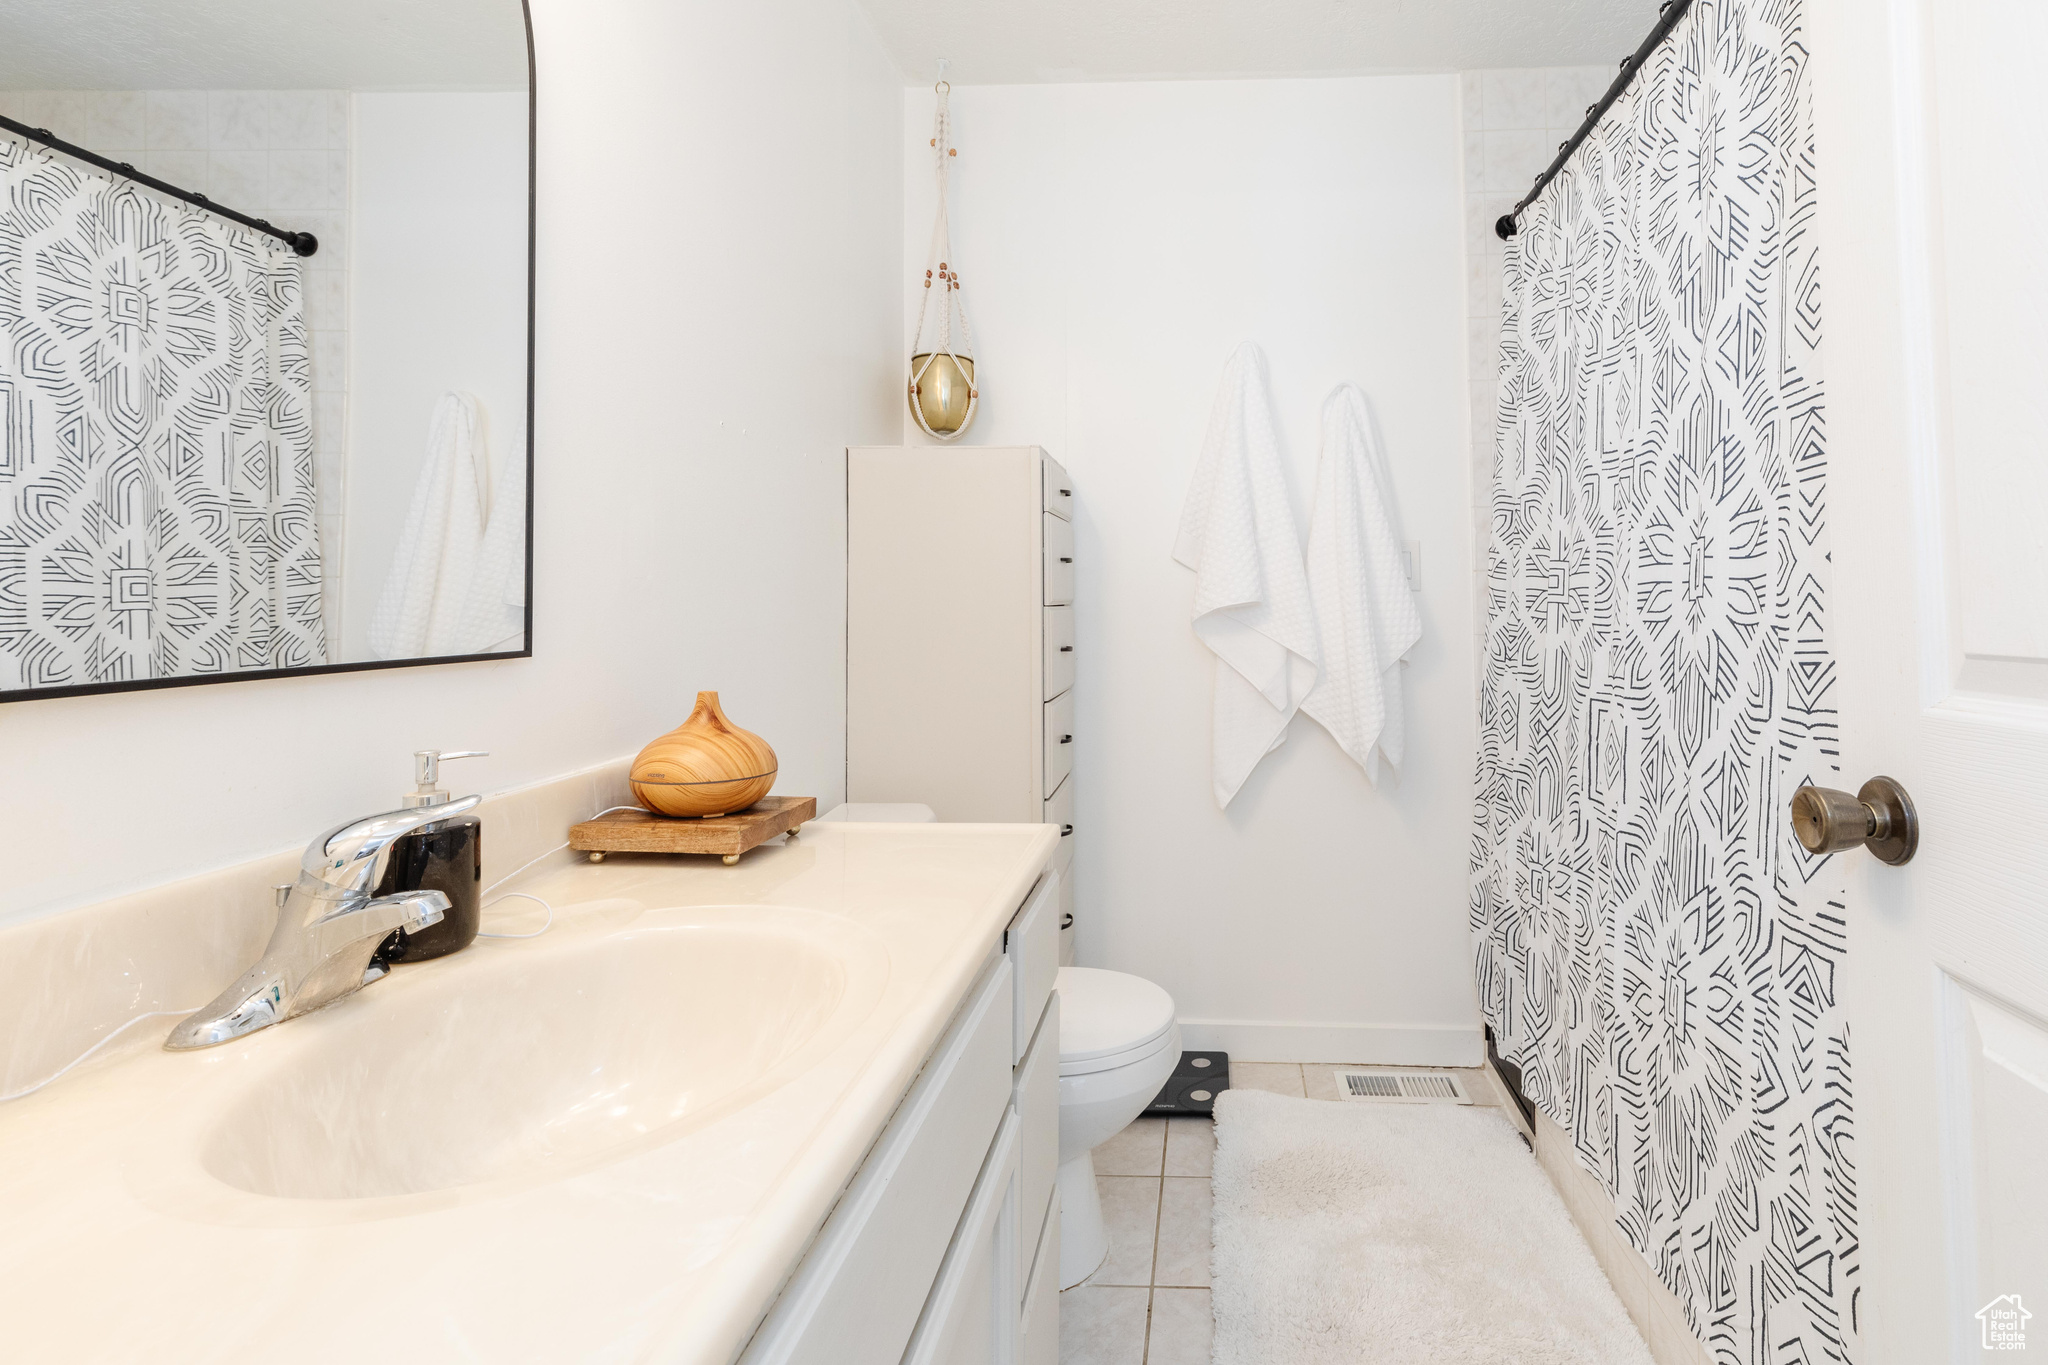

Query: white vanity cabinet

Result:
[740,871,1063,1365]
[847,445,1079,965]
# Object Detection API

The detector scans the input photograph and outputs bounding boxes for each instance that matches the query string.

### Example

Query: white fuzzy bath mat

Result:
[1212,1089,1654,1364]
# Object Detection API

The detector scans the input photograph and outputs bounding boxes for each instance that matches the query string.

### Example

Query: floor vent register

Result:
[1333,1070,1472,1104]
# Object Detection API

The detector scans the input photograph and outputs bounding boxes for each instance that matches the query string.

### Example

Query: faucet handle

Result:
[300,794,484,897]
[369,888,450,934]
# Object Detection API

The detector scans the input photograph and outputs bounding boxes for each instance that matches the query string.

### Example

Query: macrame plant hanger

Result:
[908,73,979,441]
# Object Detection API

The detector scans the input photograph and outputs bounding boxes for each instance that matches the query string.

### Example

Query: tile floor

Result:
[1058,1062,1515,1364]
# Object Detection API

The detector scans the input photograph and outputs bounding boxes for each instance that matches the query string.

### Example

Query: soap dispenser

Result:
[375,750,487,962]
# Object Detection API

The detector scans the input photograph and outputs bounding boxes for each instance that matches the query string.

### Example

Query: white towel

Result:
[369,392,522,659]
[454,448,526,655]
[1173,343,1320,808]
[1302,383,1421,784]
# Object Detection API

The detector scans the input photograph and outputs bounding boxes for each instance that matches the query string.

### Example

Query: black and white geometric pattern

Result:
[1470,2,1856,1361]
[0,133,326,689]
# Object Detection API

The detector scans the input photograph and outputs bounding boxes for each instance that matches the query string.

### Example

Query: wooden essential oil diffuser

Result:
[568,692,811,865]
[629,691,777,817]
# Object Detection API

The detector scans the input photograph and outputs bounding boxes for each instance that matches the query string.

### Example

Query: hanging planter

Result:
[908,80,979,440]
[910,348,974,434]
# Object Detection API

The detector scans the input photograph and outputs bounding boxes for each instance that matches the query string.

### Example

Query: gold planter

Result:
[909,353,976,435]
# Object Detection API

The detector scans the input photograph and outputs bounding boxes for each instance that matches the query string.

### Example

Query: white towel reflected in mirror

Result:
[368,391,526,659]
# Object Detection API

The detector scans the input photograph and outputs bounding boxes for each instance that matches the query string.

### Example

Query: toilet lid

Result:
[1057,967,1176,1067]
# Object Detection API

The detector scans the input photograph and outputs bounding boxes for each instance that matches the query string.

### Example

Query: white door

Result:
[1815,0,2048,1359]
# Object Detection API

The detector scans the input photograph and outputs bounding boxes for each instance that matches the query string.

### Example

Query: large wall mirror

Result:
[0,0,533,701]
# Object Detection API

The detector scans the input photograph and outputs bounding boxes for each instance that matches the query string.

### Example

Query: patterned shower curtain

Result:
[1470,1,1855,1361]
[0,134,326,689]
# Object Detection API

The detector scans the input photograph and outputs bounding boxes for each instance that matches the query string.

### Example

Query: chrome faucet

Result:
[166,795,484,1050]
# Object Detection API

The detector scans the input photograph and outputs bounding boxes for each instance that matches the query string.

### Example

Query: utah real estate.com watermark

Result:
[1978,1295,2031,1351]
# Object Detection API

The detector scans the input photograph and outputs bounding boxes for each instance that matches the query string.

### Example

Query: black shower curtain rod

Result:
[1494,0,1697,240]
[0,112,318,257]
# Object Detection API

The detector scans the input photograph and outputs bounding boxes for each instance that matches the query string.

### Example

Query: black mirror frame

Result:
[0,0,537,705]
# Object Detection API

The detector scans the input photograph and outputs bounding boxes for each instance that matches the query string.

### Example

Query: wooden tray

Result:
[569,796,817,865]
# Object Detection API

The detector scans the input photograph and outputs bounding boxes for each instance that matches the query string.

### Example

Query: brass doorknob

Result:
[1790,776,1918,865]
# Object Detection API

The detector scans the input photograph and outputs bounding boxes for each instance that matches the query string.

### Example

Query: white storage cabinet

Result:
[846,445,1078,962]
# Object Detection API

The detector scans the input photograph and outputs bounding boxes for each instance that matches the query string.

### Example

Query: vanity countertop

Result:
[0,821,1057,1364]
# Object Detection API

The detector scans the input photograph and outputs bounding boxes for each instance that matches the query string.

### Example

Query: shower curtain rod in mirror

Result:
[1494,0,1697,240]
[0,112,318,256]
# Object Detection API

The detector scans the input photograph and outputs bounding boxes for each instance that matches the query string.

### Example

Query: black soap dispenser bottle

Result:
[376,749,487,962]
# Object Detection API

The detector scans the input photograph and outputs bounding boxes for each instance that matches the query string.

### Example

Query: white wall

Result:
[344,91,531,662]
[904,78,1482,1062]
[0,0,903,927]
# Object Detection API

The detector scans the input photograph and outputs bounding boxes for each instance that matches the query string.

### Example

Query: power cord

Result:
[471,805,638,941]
[476,891,553,940]
[0,1008,202,1104]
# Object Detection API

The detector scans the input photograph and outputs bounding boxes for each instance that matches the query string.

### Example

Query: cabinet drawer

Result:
[1007,872,1060,1066]
[740,957,1015,1365]
[1042,606,1074,702]
[1042,513,1074,605]
[1042,452,1073,521]
[1042,690,1073,798]
[902,1110,1020,1365]
[1015,991,1059,1294]
[1019,1195,1061,1365]
[1043,779,1074,879]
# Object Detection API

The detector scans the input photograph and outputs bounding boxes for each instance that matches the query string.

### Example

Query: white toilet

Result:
[1055,966,1181,1288]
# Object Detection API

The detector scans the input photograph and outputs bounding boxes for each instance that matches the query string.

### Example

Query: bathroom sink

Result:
[0,822,1057,1364]
[201,913,884,1201]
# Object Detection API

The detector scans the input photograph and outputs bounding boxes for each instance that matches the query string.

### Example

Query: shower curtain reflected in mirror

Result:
[0,134,326,690]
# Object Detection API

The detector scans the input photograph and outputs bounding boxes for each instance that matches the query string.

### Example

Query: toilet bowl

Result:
[1055,966,1180,1289]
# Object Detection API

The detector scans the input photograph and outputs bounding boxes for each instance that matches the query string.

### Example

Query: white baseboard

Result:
[1176,1019,1484,1067]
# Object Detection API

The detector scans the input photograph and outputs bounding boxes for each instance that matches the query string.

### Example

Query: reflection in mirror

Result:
[0,0,532,699]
